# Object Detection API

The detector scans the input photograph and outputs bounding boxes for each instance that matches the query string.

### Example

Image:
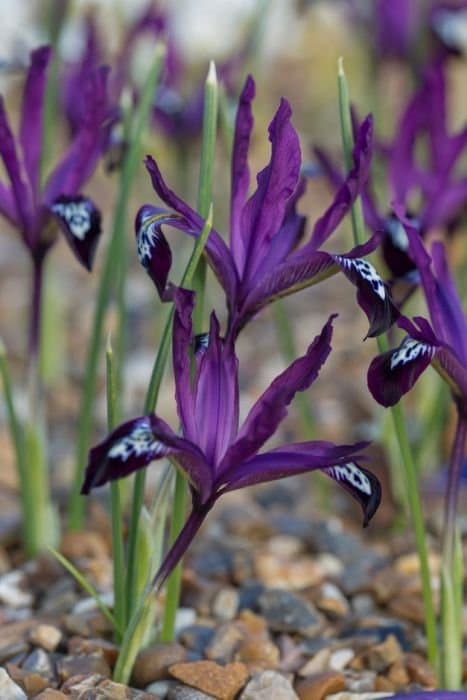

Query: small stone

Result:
[267,535,304,558]
[258,589,323,638]
[298,649,331,676]
[34,691,68,700]
[178,626,215,654]
[205,623,243,663]
[175,608,197,634]
[314,583,349,618]
[345,671,376,692]
[61,673,103,694]
[395,552,439,577]
[351,594,375,616]
[326,694,392,700]
[235,611,280,672]
[56,653,111,682]
[365,634,402,672]
[295,671,346,700]
[374,675,395,692]
[169,660,248,700]
[0,573,33,608]
[6,662,50,696]
[239,670,299,699]
[211,588,239,621]
[60,531,109,560]
[387,594,425,624]
[0,667,27,699]
[146,679,178,696]
[405,652,436,688]
[29,624,62,652]
[67,636,119,667]
[133,643,187,686]
[255,553,323,590]
[328,649,354,671]
[22,648,54,678]
[167,686,216,700]
[97,677,159,698]
[386,659,410,688]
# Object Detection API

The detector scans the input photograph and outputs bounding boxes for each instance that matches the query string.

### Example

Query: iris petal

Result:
[51,195,102,270]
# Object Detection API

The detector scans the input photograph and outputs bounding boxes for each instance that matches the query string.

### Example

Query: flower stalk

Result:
[160,61,218,641]
[337,58,438,674]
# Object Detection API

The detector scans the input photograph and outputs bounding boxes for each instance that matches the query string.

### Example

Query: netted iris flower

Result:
[82,289,381,589]
[315,62,467,287]
[368,218,466,414]
[136,75,398,340]
[0,46,108,269]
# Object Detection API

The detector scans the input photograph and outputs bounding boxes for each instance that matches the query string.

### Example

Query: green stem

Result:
[159,469,187,642]
[125,210,213,623]
[106,336,126,641]
[160,62,218,641]
[68,44,166,531]
[338,58,438,674]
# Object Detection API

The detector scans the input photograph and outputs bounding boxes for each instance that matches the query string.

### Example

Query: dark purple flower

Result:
[82,289,381,588]
[0,46,108,269]
[136,75,398,339]
[368,218,467,413]
[315,62,467,288]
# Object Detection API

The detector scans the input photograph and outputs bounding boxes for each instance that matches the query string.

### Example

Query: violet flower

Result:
[82,289,381,589]
[390,694,467,700]
[136,75,398,340]
[0,45,107,270]
[315,62,467,288]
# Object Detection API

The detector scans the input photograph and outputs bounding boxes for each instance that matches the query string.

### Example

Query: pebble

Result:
[294,671,346,700]
[235,611,280,671]
[34,691,68,699]
[327,695,392,700]
[0,573,33,608]
[255,553,323,590]
[204,622,243,663]
[60,531,109,560]
[22,648,54,677]
[386,659,410,688]
[211,587,239,621]
[315,583,349,618]
[169,660,248,700]
[239,670,299,700]
[298,649,331,676]
[167,686,216,700]
[365,634,402,672]
[175,608,197,634]
[388,595,426,624]
[5,664,49,696]
[146,680,178,696]
[328,648,354,671]
[0,667,27,699]
[67,636,119,667]
[258,589,323,637]
[405,652,436,688]
[179,626,215,654]
[29,624,62,652]
[133,643,187,686]
[56,652,111,681]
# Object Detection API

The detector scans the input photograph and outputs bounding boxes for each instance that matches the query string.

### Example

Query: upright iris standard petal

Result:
[135,205,174,298]
[51,195,102,270]
[81,415,213,503]
[0,98,32,236]
[368,334,435,407]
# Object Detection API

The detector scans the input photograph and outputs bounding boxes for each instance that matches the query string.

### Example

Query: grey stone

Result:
[167,685,216,700]
[258,589,323,637]
[0,667,27,699]
[239,671,298,700]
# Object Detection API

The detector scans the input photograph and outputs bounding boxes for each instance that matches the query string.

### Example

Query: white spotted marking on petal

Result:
[51,201,92,240]
[108,420,166,462]
[336,257,386,301]
[385,217,409,251]
[390,337,434,370]
[325,462,372,495]
[433,9,467,52]
[137,216,164,267]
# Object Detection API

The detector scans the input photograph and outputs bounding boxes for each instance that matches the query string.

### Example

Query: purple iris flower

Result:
[367,218,467,414]
[390,694,467,700]
[315,62,467,288]
[135,75,398,340]
[81,288,381,589]
[0,46,108,270]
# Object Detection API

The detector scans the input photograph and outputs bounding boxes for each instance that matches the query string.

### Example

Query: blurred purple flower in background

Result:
[82,288,381,589]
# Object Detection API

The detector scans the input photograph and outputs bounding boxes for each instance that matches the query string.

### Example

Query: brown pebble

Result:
[405,652,436,688]
[387,658,410,688]
[374,675,395,692]
[295,671,346,700]
[388,595,426,624]
[29,624,62,652]
[56,653,111,682]
[60,531,109,560]
[6,663,49,696]
[365,634,402,672]
[205,622,243,663]
[255,553,323,590]
[34,691,68,699]
[67,636,119,667]
[132,643,187,686]
[235,611,279,672]
[169,660,249,700]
